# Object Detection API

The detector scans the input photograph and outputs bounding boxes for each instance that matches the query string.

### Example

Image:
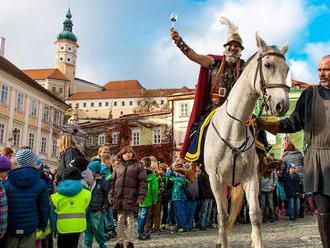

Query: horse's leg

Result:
[243,175,264,248]
[209,174,228,248]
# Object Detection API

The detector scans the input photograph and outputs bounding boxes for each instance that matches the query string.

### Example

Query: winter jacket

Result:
[4,167,50,236]
[140,169,159,208]
[50,180,91,233]
[81,169,94,189]
[0,180,8,236]
[261,170,278,192]
[198,170,213,199]
[284,173,303,198]
[90,176,111,212]
[109,160,147,213]
[170,175,187,201]
[57,147,84,182]
[282,149,304,178]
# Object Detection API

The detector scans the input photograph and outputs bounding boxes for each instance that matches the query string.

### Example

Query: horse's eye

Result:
[264,62,272,68]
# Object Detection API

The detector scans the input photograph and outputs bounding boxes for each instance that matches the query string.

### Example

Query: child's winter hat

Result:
[70,157,89,172]
[15,148,38,168]
[88,160,101,174]
[0,155,11,172]
[64,166,83,180]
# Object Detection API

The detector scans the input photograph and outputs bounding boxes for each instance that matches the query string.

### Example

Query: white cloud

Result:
[304,41,330,64]
[289,59,316,83]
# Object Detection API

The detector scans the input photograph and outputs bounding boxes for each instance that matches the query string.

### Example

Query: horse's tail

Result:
[224,184,244,233]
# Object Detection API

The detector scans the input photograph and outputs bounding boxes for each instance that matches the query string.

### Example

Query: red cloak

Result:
[180,55,222,158]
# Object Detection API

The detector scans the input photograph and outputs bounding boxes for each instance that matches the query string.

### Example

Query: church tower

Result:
[54,8,79,96]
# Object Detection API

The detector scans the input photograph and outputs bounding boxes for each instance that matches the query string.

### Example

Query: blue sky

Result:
[0,0,329,88]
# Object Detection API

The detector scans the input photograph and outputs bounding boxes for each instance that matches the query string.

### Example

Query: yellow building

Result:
[0,55,69,168]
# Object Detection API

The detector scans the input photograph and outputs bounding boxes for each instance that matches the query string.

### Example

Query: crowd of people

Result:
[0,129,317,248]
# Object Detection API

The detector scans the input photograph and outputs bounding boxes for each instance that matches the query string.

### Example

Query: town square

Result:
[0,0,329,247]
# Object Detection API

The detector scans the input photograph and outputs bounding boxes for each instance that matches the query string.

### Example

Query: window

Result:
[83,102,87,107]
[13,129,20,147]
[98,134,105,145]
[137,101,141,105]
[75,103,79,108]
[16,93,24,112]
[105,102,109,107]
[68,47,71,51]
[121,101,125,106]
[41,137,47,153]
[28,133,35,149]
[30,99,38,117]
[52,86,56,92]
[91,102,94,107]
[120,111,123,115]
[129,101,133,106]
[52,139,57,157]
[0,123,4,143]
[42,105,50,122]
[59,88,63,94]
[160,100,164,105]
[99,102,102,107]
[61,46,64,50]
[86,137,93,147]
[180,103,189,117]
[60,57,63,61]
[67,58,71,62]
[153,128,161,144]
[0,85,9,104]
[112,132,119,145]
[132,129,140,146]
[179,130,186,144]
[114,101,117,107]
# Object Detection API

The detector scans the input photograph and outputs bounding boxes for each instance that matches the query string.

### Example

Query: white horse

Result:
[204,33,290,248]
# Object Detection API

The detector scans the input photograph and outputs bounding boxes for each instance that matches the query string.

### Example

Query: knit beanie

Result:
[15,148,38,167]
[70,157,89,172]
[64,167,83,180]
[0,155,11,172]
[88,160,101,174]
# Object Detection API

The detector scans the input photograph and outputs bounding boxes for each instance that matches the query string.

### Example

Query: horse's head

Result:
[251,33,290,117]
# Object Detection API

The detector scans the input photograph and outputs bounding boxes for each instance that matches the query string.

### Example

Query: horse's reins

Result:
[212,51,290,186]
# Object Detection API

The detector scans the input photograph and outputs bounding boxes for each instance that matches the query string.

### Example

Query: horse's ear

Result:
[280,42,289,55]
[255,32,268,52]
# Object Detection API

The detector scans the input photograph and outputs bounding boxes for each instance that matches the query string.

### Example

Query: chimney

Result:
[0,37,5,57]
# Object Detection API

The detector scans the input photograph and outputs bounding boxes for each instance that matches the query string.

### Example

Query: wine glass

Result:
[170,12,178,29]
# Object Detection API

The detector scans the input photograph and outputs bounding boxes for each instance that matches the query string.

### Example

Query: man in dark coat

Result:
[170,17,245,162]
[257,55,330,247]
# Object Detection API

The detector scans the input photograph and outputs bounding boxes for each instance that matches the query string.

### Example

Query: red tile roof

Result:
[103,80,144,91]
[22,68,68,81]
[67,87,193,100]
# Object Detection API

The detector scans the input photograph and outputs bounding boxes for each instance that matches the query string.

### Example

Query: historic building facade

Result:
[0,55,68,167]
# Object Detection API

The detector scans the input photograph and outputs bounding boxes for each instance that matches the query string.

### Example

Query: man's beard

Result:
[320,80,330,89]
[224,49,241,65]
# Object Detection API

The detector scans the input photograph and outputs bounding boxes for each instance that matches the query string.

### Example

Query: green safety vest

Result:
[51,188,91,234]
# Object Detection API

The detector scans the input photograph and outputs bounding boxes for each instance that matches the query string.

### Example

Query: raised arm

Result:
[170,29,214,68]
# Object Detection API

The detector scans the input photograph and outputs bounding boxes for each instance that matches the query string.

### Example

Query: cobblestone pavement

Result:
[97,216,321,248]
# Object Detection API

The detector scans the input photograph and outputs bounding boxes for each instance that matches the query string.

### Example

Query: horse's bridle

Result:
[254,52,290,115]
[212,51,289,186]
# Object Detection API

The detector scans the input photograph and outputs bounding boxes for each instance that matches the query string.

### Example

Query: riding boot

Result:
[317,213,330,248]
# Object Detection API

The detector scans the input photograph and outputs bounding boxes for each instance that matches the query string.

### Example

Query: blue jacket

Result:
[4,166,50,236]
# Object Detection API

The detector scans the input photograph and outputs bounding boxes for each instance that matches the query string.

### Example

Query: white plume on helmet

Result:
[219,16,238,34]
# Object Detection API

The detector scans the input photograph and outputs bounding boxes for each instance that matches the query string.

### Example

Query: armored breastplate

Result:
[209,60,241,107]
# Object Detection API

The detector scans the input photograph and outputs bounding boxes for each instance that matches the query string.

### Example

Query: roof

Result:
[22,68,68,81]
[67,87,193,100]
[79,110,171,128]
[291,79,310,89]
[75,77,104,89]
[0,56,69,108]
[103,80,144,91]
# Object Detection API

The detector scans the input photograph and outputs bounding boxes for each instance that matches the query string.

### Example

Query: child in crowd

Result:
[284,164,303,220]
[5,148,49,248]
[260,169,278,223]
[0,155,11,246]
[84,160,110,248]
[109,146,147,248]
[169,165,188,233]
[51,167,91,248]
[137,157,158,240]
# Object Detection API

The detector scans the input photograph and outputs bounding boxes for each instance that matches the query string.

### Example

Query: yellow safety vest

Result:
[51,188,91,234]
[36,220,51,239]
